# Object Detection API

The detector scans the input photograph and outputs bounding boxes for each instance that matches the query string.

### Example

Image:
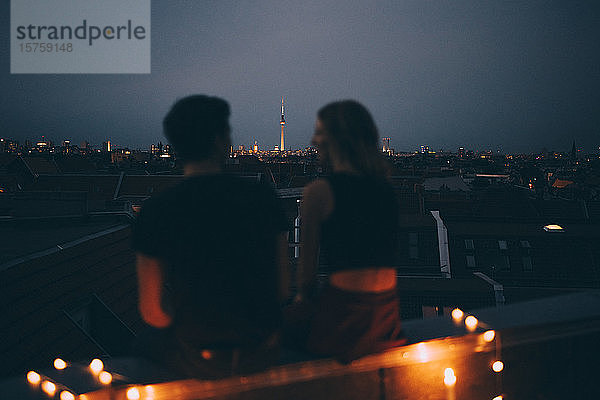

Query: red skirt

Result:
[286,285,406,363]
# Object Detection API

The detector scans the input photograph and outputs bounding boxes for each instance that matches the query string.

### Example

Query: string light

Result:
[465,316,478,331]
[451,308,464,321]
[483,330,496,342]
[60,390,75,400]
[416,342,429,362]
[444,368,457,387]
[89,358,104,374]
[127,387,141,400]
[54,358,67,370]
[26,371,41,385]
[99,371,113,385]
[145,385,156,400]
[492,361,504,372]
[41,381,56,397]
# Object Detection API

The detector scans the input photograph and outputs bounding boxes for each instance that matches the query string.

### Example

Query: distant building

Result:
[382,137,391,153]
[280,97,286,151]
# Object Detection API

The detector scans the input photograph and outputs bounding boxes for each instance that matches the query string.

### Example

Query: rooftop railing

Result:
[5,292,600,399]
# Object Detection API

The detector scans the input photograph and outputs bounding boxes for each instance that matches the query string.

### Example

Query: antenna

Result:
[280,97,286,151]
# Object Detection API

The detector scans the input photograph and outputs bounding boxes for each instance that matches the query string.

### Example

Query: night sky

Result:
[1,1,599,153]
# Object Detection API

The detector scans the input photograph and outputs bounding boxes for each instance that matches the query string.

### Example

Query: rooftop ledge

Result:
[4,292,600,399]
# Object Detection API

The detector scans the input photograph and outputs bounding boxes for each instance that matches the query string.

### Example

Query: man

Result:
[132,95,288,378]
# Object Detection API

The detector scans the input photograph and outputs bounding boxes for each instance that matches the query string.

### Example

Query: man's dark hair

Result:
[163,95,230,161]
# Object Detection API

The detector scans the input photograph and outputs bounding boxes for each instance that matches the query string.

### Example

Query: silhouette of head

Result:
[315,100,385,175]
[163,95,230,162]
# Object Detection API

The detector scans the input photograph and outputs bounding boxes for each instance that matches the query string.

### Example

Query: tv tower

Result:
[280,97,285,151]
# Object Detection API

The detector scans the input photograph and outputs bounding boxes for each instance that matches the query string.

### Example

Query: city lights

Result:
[543,224,564,232]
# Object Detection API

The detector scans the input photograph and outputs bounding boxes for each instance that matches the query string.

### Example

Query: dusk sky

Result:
[2,1,599,153]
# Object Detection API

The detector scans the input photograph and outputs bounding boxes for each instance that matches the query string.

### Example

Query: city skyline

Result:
[1,135,597,156]
[1,132,596,156]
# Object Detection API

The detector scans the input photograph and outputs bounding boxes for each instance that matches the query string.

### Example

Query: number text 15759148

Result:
[19,43,73,53]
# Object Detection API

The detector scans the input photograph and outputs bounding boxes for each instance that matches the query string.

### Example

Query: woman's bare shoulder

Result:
[302,178,334,218]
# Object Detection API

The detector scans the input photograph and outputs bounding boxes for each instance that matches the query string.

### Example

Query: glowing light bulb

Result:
[89,358,103,374]
[54,358,67,370]
[451,308,464,321]
[492,396,503,400]
[465,316,478,331]
[27,371,41,385]
[41,381,56,396]
[145,385,156,399]
[60,390,75,400]
[416,342,429,362]
[99,371,113,385]
[492,361,504,372]
[444,368,457,387]
[483,330,496,342]
[127,387,141,400]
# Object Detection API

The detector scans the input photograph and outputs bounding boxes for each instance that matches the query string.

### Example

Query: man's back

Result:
[132,174,286,377]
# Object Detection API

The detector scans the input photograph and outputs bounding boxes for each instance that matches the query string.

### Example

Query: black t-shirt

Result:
[132,174,287,347]
[320,173,399,272]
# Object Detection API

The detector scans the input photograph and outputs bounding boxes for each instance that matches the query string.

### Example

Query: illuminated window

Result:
[520,240,531,248]
[498,240,507,250]
[464,239,474,250]
[543,224,564,232]
[422,306,443,319]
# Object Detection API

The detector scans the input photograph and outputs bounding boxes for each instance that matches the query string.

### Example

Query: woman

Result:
[293,100,405,362]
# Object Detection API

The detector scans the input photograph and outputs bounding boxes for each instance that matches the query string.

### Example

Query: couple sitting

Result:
[132,95,404,379]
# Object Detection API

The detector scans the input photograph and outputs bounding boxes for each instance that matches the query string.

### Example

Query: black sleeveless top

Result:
[320,173,399,272]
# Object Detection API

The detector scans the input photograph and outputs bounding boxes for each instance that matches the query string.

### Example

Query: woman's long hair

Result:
[317,100,388,176]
